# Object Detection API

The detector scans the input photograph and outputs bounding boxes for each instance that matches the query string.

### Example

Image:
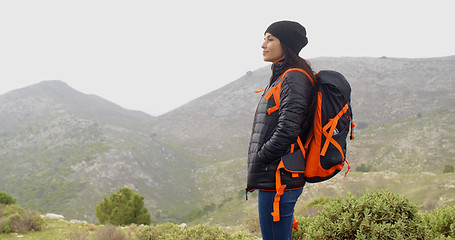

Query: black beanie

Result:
[265,20,308,54]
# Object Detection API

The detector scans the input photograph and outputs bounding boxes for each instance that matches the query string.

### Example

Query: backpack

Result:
[261,68,355,228]
[303,69,354,182]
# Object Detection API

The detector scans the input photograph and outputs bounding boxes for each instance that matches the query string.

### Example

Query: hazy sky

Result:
[1,0,454,116]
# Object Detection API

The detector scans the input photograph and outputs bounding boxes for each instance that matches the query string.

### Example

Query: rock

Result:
[69,219,87,224]
[44,213,65,219]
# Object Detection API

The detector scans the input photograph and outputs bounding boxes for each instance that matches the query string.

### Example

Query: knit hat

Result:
[265,20,308,54]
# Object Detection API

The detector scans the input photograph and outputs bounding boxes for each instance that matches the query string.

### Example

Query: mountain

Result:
[1,56,454,224]
[0,81,201,223]
[0,81,151,131]
[150,67,271,160]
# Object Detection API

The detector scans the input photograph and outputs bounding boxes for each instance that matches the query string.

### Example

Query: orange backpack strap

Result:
[320,103,350,157]
[271,161,301,230]
[255,88,265,93]
[264,81,284,115]
[296,136,305,158]
[271,160,286,222]
[263,68,314,115]
[347,115,355,140]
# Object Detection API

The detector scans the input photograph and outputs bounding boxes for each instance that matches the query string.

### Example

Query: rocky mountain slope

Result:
[0,81,201,223]
[1,56,454,223]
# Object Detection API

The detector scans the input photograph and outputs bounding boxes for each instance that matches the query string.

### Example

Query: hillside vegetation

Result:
[2,190,455,239]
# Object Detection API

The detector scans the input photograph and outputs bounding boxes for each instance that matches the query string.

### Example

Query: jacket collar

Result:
[270,58,289,84]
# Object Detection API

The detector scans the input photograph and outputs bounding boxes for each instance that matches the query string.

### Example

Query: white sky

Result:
[1,0,454,116]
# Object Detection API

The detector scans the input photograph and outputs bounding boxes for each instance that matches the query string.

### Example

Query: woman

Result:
[246,20,317,240]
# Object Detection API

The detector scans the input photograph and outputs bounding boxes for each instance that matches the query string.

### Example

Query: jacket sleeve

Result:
[257,71,313,163]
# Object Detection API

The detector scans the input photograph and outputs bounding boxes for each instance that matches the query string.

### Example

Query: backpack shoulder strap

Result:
[263,68,314,115]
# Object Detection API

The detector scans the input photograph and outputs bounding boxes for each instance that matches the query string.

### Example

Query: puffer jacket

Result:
[247,60,314,192]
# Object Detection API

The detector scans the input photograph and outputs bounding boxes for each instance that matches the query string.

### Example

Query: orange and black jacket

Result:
[247,60,314,192]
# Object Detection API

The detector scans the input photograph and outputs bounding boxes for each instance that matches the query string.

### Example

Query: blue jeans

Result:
[258,188,303,240]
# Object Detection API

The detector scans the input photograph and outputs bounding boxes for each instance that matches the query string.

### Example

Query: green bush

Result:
[8,210,44,233]
[355,163,373,172]
[443,165,454,173]
[136,222,181,240]
[0,204,24,233]
[0,192,16,205]
[292,216,315,240]
[95,187,151,226]
[422,205,455,239]
[0,204,43,234]
[295,189,425,240]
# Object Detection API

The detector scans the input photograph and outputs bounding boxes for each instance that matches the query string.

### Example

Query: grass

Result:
[0,218,136,240]
[0,218,256,240]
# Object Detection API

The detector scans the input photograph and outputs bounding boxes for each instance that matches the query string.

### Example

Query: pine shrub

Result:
[95,187,151,226]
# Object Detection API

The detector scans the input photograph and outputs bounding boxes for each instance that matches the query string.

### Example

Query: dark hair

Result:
[282,43,314,79]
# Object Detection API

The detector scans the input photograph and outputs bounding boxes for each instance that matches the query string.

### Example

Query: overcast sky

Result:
[1,0,454,116]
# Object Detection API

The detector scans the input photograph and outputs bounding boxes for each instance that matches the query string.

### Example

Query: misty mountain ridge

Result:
[1,56,454,224]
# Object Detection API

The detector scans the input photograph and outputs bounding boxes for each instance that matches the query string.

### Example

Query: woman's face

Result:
[262,33,284,63]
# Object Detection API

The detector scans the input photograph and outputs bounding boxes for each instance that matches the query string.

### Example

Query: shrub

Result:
[355,163,373,172]
[95,223,126,240]
[0,204,24,217]
[8,210,44,234]
[422,205,455,239]
[0,204,25,233]
[292,216,315,240]
[95,187,151,226]
[65,229,90,240]
[136,222,182,240]
[300,189,425,240]
[0,205,43,234]
[0,192,16,205]
[443,165,454,173]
